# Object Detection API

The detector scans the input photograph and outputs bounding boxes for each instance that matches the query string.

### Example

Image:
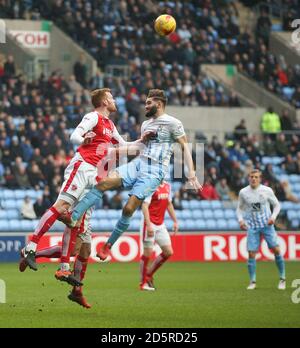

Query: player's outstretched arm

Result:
[176,135,202,190]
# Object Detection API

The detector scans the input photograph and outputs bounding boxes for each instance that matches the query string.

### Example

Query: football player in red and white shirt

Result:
[20,88,141,286]
[140,181,178,291]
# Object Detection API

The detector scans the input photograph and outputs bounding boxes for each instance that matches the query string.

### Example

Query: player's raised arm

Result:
[176,134,201,190]
[236,191,247,230]
[70,113,98,145]
[267,188,281,225]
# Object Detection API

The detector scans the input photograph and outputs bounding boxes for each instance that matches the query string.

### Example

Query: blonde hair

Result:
[90,88,111,108]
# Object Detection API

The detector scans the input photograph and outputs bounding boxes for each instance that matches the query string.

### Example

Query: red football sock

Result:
[60,226,79,264]
[140,255,150,283]
[73,255,88,293]
[36,245,62,259]
[31,207,60,244]
[147,253,169,278]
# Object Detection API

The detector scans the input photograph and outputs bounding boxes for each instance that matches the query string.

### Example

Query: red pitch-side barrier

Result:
[32,232,300,263]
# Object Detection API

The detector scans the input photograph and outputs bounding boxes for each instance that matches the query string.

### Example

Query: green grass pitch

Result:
[0,262,299,328]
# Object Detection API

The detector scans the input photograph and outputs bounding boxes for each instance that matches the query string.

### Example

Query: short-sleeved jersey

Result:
[144,182,172,225]
[236,184,280,229]
[77,111,125,167]
[141,113,185,166]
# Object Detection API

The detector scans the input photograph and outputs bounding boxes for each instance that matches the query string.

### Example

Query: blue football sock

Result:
[275,254,286,280]
[247,258,256,283]
[72,187,103,221]
[107,215,131,246]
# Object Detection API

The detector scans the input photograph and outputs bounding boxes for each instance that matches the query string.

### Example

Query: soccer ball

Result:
[154,14,176,36]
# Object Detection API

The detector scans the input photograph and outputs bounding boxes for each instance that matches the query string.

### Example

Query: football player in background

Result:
[236,169,286,290]
[139,180,178,291]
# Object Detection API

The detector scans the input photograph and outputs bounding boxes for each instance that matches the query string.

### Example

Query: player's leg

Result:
[140,222,156,290]
[19,245,62,272]
[20,158,84,270]
[264,226,286,289]
[68,239,92,309]
[98,195,143,260]
[69,173,122,224]
[147,225,173,287]
[247,228,260,290]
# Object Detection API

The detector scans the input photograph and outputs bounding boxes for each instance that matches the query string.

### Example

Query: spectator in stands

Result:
[275,133,289,157]
[73,54,87,88]
[234,119,248,140]
[215,178,231,201]
[3,55,16,78]
[199,178,219,200]
[12,157,30,188]
[34,195,51,218]
[281,181,300,203]
[255,8,272,47]
[262,135,277,156]
[280,109,293,132]
[282,154,298,174]
[261,107,281,139]
[263,163,279,186]
[21,196,37,220]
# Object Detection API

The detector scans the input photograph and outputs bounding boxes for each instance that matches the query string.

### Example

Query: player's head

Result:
[249,169,262,188]
[145,89,167,118]
[91,88,117,113]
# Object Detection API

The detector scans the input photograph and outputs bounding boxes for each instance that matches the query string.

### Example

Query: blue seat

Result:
[216,219,228,230]
[211,200,222,209]
[206,219,217,230]
[20,220,35,231]
[0,220,9,231]
[9,219,21,232]
[165,219,173,230]
[0,210,7,220]
[185,220,196,230]
[214,209,224,219]
[3,200,16,209]
[281,201,296,211]
[195,219,207,230]
[224,209,236,219]
[227,219,239,230]
[289,175,300,184]
[199,201,211,209]
[98,219,111,231]
[203,209,214,219]
[182,200,190,209]
[179,220,186,230]
[3,190,15,199]
[192,210,203,219]
[50,221,64,232]
[129,219,140,231]
[14,190,27,199]
[107,210,121,218]
[287,210,298,220]
[181,210,192,218]
[291,219,299,229]
[190,200,201,209]
[293,183,300,193]
[7,210,19,219]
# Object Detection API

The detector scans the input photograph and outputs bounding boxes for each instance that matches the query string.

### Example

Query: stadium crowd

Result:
[1,0,299,106]
[1,51,300,217]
